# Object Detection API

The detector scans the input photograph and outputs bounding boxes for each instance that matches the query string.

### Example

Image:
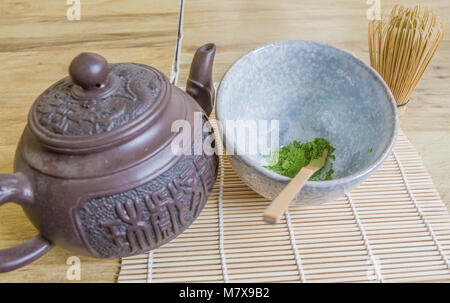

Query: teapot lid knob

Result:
[69,52,119,99]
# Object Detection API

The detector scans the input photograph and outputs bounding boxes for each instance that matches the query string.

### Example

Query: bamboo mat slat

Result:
[118,129,450,283]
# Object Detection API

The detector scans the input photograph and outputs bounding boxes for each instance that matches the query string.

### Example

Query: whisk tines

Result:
[368,4,444,109]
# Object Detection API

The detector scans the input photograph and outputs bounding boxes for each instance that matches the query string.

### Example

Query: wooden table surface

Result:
[0,0,448,282]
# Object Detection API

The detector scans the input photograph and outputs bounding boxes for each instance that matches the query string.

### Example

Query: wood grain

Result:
[0,0,179,282]
[1,0,449,282]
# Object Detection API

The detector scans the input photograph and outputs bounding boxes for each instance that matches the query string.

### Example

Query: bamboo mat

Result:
[117,129,450,283]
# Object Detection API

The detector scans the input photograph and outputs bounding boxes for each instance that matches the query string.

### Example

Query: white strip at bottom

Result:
[346,193,384,282]
[218,154,230,282]
[146,251,153,283]
[285,210,307,282]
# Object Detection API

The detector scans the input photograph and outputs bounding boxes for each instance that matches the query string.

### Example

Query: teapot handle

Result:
[0,172,52,273]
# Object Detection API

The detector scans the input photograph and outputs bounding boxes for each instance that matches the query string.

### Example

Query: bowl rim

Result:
[216,40,399,188]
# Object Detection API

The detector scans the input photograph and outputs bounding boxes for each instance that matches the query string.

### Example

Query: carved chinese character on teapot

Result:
[0,44,218,272]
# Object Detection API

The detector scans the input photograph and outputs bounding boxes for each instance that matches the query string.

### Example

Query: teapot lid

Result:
[28,53,175,153]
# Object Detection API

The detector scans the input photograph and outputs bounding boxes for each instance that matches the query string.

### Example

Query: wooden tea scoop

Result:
[263,149,328,224]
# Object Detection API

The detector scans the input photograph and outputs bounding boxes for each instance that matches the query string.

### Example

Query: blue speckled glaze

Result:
[216,40,399,205]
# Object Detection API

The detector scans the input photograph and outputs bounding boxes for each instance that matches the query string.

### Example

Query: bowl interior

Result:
[217,40,397,180]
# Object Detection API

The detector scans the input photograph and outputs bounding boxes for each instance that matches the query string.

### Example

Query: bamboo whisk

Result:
[368,5,444,111]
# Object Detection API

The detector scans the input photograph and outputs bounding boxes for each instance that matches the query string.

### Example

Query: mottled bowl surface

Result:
[216,40,398,203]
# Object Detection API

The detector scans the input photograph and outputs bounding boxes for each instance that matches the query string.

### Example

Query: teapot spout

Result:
[186,43,216,116]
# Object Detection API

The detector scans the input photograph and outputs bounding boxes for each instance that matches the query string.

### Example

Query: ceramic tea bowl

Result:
[216,40,398,205]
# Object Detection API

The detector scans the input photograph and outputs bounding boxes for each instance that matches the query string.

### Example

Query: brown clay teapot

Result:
[0,44,218,272]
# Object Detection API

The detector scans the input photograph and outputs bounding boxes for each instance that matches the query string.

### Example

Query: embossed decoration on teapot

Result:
[75,140,216,258]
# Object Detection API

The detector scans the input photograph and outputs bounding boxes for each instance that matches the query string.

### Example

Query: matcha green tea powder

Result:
[264,138,335,181]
